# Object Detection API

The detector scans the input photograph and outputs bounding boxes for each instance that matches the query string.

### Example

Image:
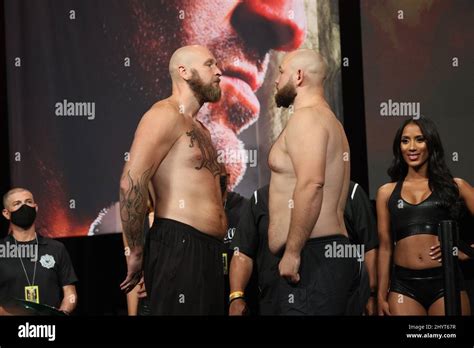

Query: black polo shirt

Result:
[345,181,379,251]
[0,234,78,308]
[230,185,279,315]
[223,191,247,248]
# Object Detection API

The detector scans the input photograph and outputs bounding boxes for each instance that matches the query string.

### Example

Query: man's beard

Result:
[187,69,222,103]
[275,80,297,108]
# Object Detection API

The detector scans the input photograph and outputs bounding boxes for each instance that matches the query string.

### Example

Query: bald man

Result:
[119,45,228,315]
[268,49,359,315]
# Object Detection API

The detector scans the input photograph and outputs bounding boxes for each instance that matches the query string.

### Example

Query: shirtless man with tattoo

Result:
[119,45,227,315]
[268,49,358,315]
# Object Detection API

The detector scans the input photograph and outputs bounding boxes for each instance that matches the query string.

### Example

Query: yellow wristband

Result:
[229,291,244,301]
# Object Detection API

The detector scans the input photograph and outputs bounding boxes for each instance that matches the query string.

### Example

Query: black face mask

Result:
[10,204,37,229]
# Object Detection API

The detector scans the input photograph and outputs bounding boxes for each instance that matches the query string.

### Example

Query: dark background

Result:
[360,0,474,198]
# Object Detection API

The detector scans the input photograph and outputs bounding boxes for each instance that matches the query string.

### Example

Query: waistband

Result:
[274,234,350,258]
[151,217,224,247]
[305,234,350,245]
[393,264,444,279]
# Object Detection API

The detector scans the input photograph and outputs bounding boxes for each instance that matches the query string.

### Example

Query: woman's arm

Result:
[376,183,395,316]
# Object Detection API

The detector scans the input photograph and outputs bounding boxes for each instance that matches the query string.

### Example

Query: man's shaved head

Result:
[169,45,214,81]
[282,49,328,84]
[3,188,33,209]
[275,49,329,108]
[169,45,222,103]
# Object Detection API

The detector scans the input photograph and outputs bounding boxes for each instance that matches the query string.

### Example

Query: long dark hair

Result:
[387,117,461,219]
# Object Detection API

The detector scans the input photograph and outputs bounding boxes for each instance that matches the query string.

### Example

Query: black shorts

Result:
[277,235,359,315]
[137,297,151,316]
[258,270,280,315]
[143,218,226,315]
[390,265,466,311]
[345,259,370,315]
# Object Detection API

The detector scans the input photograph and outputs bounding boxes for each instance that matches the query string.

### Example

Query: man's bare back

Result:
[149,99,227,238]
[268,103,350,254]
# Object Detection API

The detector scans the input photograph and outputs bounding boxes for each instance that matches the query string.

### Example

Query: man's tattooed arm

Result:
[120,165,154,249]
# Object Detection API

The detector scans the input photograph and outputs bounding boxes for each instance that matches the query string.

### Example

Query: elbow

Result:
[298,179,324,191]
[119,173,132,193]
[268,239,277,255]
[268,238,284,256]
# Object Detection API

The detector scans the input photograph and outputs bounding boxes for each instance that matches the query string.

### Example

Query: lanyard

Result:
[14,234,39,286]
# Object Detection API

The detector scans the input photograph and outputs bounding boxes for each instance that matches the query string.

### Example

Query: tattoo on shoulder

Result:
[186,125,221,177]
[119,166,154,248]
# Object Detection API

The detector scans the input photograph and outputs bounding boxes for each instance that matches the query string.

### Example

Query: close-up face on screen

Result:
[5,0,342,237]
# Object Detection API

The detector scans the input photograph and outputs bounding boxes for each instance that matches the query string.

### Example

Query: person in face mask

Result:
[0,188,78,315]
